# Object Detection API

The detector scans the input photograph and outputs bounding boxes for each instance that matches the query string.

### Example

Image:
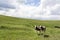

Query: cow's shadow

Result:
[37,33,43,36]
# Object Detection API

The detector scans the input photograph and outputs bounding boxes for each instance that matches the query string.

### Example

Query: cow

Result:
[35,25,46,35]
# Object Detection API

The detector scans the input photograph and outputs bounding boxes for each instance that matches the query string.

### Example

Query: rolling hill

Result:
[0,15,60,40]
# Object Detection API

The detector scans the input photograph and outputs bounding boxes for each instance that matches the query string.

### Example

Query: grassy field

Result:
[0,15,60,40]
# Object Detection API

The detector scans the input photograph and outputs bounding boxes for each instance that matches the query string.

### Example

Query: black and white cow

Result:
[35,25,46,34]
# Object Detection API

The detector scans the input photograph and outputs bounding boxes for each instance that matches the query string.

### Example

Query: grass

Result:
[0,15,60,40]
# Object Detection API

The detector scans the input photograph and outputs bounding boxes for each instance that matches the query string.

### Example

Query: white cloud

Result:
[0,0,60,20]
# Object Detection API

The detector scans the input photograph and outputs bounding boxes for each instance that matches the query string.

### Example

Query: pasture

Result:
[0,15,60,40]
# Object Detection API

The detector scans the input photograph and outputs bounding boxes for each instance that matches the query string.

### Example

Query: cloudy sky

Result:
[0,0,60,20]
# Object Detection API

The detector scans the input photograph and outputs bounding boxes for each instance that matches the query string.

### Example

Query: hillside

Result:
[0,15,60,40]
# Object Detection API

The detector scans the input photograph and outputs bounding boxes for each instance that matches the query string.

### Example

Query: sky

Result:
[0,0,60,20]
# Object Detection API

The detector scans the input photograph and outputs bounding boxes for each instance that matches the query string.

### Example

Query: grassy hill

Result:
[0,15,60,40]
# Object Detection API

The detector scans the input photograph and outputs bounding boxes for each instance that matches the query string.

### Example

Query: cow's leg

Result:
[42,28,46,35]
[35,30,40,35]
[37,31,41,35]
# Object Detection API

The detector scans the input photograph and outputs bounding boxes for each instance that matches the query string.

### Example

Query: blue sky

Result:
[0,0,60,20]
[25,0,40,6]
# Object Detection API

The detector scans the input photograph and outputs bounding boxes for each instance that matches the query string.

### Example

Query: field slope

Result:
[0,15,60,40]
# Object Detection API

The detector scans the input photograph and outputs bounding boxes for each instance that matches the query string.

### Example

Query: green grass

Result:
[0,15,60,40]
